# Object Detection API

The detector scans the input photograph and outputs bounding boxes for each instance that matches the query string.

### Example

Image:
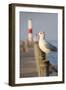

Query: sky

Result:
[20,12,58,41]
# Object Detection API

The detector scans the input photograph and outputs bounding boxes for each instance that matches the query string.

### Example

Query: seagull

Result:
[38,32,57,60]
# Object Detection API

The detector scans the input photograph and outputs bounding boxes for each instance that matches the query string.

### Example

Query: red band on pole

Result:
[28,29,32,33]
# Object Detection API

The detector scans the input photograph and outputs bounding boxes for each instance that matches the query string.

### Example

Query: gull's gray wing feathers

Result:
[45,41,57,52]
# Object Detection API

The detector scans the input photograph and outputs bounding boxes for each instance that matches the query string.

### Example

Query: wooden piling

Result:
[21,41,26,53]
[34,41,49,76]
[41,60,49,76]
[34,41,41,76]
[20,40,29,53]
[24,40,29,52]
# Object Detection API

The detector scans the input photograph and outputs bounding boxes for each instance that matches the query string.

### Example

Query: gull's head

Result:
[38,32,45,39]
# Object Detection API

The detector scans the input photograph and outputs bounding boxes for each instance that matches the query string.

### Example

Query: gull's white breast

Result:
[39,39,50,53]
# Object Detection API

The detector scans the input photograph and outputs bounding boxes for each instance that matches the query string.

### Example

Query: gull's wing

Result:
[45,41,57,52]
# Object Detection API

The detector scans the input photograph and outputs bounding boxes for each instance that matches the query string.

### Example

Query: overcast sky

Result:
[20,12,58,41]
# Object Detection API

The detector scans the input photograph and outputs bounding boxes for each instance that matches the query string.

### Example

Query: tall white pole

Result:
[28,19,33,44]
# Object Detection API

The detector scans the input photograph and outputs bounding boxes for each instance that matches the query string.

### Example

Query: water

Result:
[48,40,58,65]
